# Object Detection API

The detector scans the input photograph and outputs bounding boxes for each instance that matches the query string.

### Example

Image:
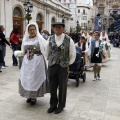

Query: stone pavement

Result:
[0,46,120,120]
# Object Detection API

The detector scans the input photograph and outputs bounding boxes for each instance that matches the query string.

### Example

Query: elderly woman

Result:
[19,22,49,105]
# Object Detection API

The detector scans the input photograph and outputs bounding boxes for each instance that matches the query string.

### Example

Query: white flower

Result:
[96,52,99,57]
[107,43,111,46]
[14,51,23,57]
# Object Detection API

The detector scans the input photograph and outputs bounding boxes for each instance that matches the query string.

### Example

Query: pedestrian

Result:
[77,36,89,69]
[46,22,76,114]
[90,31,103,81]
[19,22,49,105]
[10,27,20,66]
[42,30,49,40]
[0,25,11,68]
[0,38,3,72]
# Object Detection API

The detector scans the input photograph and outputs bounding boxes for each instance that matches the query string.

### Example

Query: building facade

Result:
[60,0,77,29]
[0,0,71,38]
[92,0,120,32]
[60,0,93,31]
[77,4,92,30]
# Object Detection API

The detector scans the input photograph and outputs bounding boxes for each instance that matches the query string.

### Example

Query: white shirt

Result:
[46,33,76,65]
[95,41,99,47]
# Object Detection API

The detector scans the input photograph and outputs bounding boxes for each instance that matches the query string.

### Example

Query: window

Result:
[82,16,87,20]
[78,9,80,13]
[81,23,87,27]
[98,7,104,15]
[70,0,75,2]
[83,9,85,14]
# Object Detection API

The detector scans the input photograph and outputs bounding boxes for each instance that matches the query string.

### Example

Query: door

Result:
[13,17,23,38]
[36,20,43,32]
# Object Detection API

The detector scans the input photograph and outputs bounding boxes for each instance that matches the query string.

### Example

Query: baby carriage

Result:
[68,46,86,87]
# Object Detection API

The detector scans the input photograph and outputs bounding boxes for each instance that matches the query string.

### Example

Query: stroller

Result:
[68,46,86,87]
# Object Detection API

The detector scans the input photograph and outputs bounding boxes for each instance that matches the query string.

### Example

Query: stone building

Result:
[0,0,71,38]
[60,0,93,31]
[77,4,92,30]
[92,0,120,32]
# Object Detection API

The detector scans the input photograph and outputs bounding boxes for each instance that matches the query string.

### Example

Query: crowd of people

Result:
[108,31,120,47]
[0,21,119,114]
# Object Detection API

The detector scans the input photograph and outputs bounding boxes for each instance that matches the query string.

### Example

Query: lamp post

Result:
[61,15,65,23]
[23,0,33,24]
[76,20,79,33]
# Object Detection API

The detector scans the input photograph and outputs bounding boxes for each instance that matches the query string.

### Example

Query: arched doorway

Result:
[51,17,56,24]
[36,13,43,33]
[13,7,23,37]
[51,17,56,35]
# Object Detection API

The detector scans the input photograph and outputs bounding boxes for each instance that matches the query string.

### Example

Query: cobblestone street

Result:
[0,46,120,120]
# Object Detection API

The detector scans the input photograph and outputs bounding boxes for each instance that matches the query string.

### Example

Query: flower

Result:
[14,51,23,57]
[107,43,111,47]
[96,53,99,57]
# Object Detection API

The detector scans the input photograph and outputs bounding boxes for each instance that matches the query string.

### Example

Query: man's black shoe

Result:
[54,107,63,114]
[31,98,36,105]
[47,106,57,113]
[26,98,31,103]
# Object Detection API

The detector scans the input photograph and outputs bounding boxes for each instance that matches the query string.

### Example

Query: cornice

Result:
[35,0,71,15]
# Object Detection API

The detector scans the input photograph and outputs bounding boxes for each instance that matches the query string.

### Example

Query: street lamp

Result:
[61,15,65,23]
[76,20,79,33]
[23,0,33,24]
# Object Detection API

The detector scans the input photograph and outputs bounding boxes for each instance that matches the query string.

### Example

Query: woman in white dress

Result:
[19,22,49,105]
[100,31,111,58]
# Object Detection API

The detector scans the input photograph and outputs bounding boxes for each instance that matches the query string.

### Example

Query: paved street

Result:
[0,46,120,120]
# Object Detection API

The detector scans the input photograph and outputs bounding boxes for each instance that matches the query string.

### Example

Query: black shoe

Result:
[31,98,36,105]
[54,107,63,114]
[13,64,18,66]
[26,98,31,103]
[47,106,57,113]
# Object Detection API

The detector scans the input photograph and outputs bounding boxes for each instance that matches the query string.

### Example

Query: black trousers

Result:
[48,64,68,108]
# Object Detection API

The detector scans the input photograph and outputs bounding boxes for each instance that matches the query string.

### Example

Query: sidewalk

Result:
[0,46,120,120]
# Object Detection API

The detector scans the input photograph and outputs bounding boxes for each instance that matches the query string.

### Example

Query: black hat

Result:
[52,22,65,27]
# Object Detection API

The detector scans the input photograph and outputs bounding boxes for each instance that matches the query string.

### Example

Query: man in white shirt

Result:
[46,22,76,114]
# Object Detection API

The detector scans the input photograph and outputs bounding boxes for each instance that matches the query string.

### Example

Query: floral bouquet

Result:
[14,50,24,57]
[107,42,111,47]
[96,42,104,57]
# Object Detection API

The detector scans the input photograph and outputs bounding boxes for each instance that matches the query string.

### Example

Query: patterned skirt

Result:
[91,47,102,63]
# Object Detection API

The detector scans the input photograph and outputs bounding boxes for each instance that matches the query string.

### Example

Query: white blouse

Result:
[95,41,99,47]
